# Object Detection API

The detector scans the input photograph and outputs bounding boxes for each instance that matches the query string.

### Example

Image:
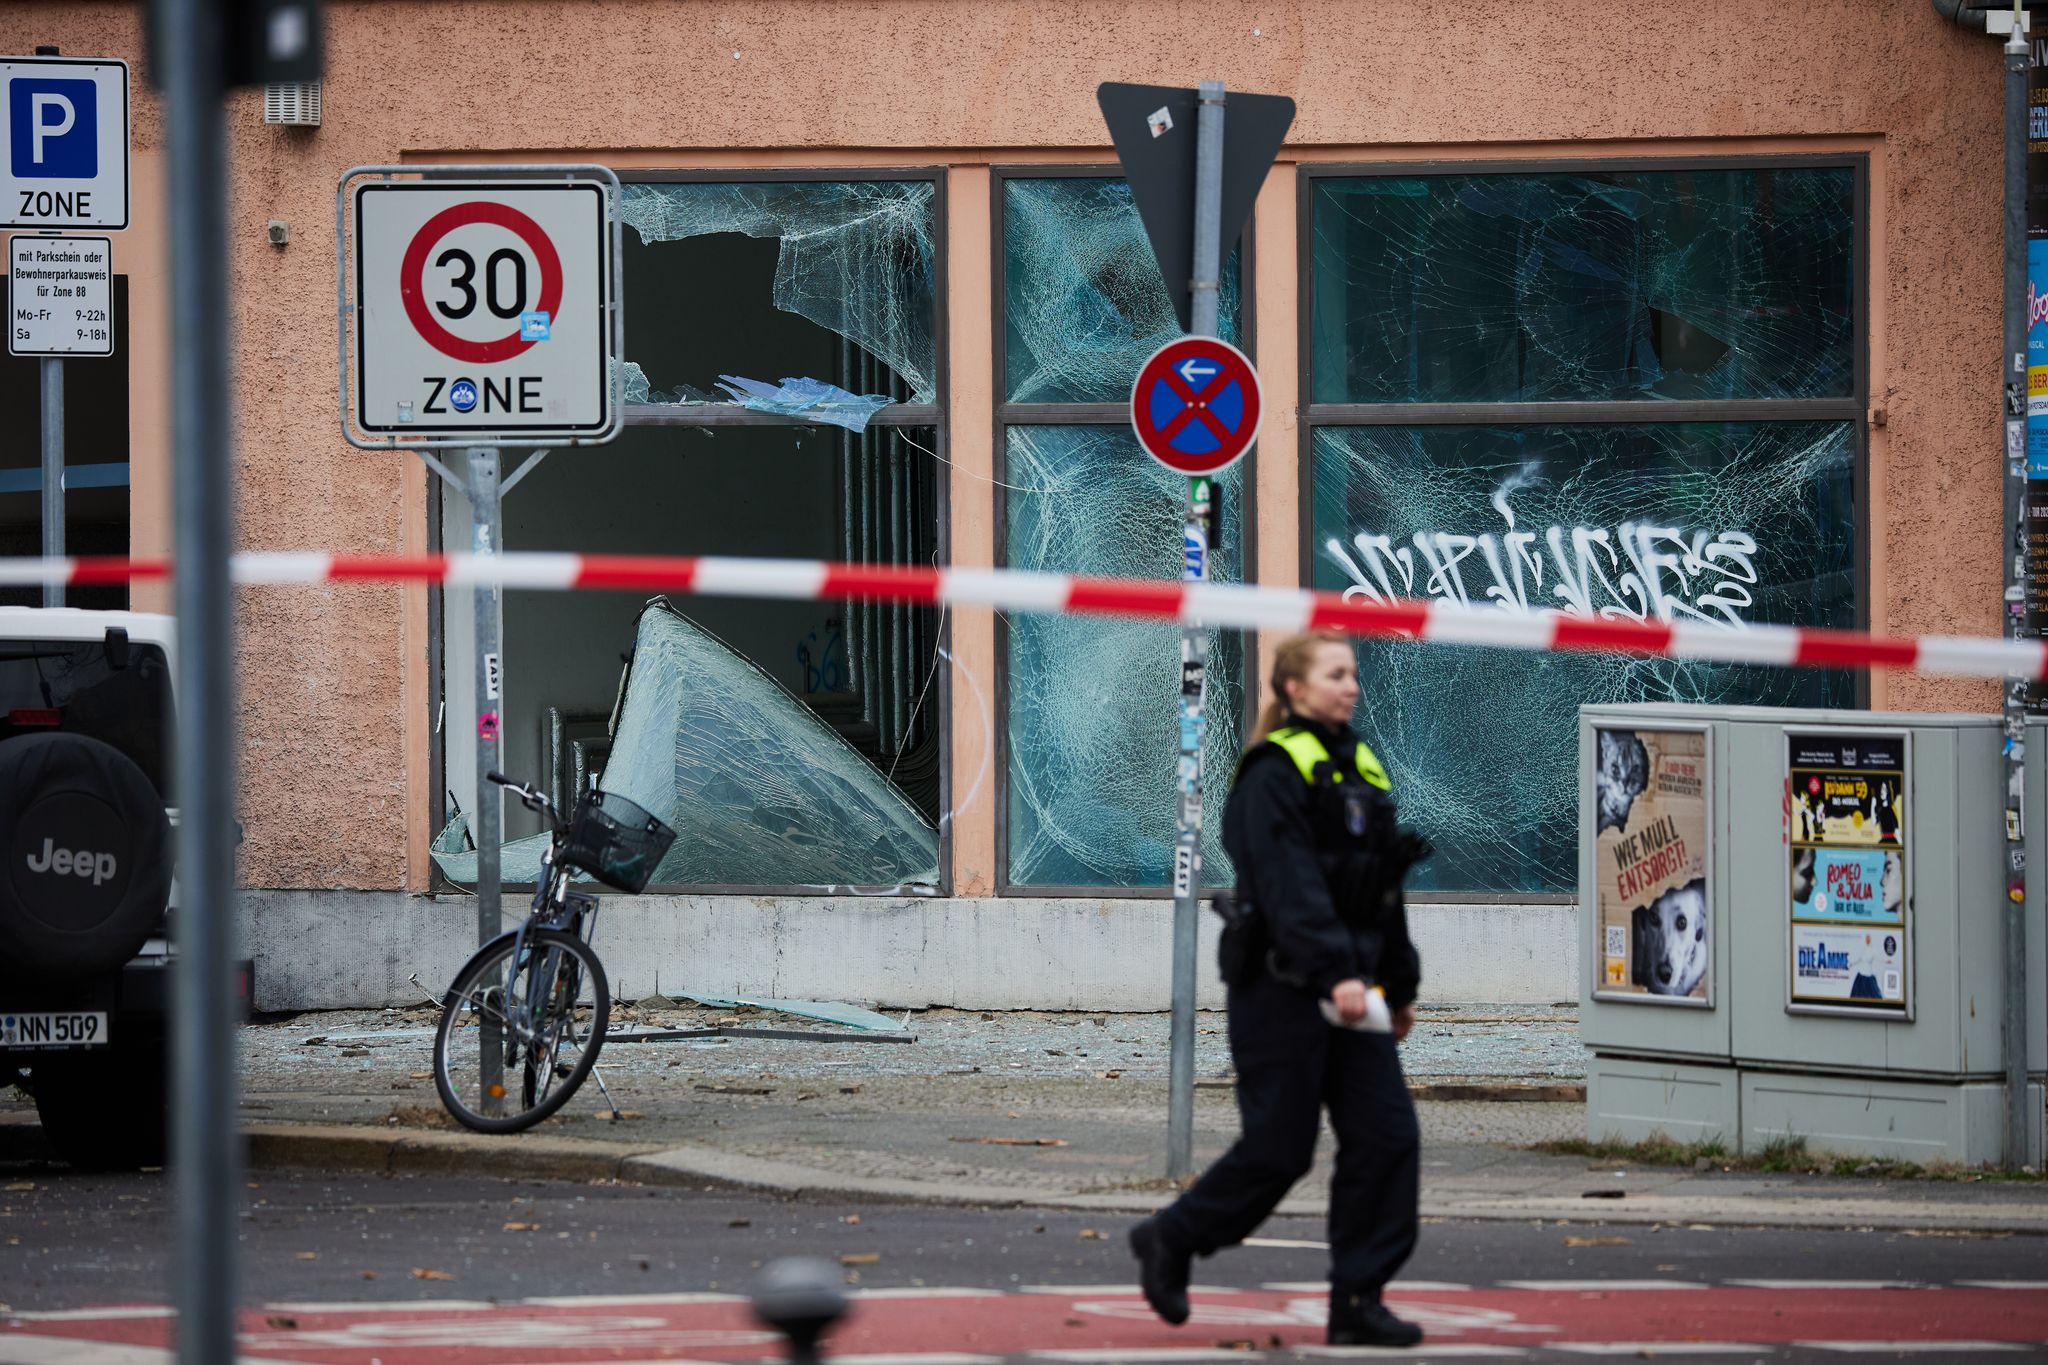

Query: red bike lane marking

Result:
[7,1287,2047,1361]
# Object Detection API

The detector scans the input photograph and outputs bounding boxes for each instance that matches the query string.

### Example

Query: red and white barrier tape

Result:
[5,551,2039,680]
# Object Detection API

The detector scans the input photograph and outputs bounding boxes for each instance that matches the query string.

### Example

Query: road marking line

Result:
[845,1288,1005,1300]
[1263,1282,1472,1293]
[1015,1284,1242,1296]
[1497,1281,1707,1292]
[1296,1347,1527,1358]
[1030,1353,1274,1363]
[1795,1344,2033,1354]
[833,1356,1005,1365]
[1243,1237,1329,1250]
[1959,1281,2048,1290]
[1725,1280,1923,1290]
[0,1335,325,1365]
[3,1307,178,1322]
[261,1300,498,1314]
[1550,1346,1768,1356]
[517,1292,747,1307]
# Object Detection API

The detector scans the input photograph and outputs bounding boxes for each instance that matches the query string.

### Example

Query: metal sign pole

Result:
[2002,8,2032,1174]
[1166,78,1227,1182]
[161,0,242,1360]
[39,355,62,607]
[467,447,506,1112]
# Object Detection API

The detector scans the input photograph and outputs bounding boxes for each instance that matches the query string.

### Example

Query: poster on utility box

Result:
[1593,725,1710,1007]
[1785,730,1910,1018]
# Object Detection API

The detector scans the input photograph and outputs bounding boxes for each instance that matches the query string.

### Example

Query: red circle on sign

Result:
[399,202,564,364]
[1129,336,1263,476]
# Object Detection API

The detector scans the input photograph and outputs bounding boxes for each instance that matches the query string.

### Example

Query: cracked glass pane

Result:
[1311,167,1855,404]
[622,180,937,405]
[1004,177,1243,404]
[435,599,939,891]
[1004,425,1244,888]
[1310,421,1857,894]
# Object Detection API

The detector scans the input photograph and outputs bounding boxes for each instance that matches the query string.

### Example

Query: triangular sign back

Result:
[1096,82,1296,334]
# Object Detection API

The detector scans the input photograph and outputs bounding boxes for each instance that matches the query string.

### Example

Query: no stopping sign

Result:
[350,176,614,441]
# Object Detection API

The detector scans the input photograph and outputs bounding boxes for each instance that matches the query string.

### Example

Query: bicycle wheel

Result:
[433,928,610,1134]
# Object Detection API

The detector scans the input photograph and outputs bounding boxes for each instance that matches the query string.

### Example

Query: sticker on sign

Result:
[9,233,112,356]
[349,174,617,443]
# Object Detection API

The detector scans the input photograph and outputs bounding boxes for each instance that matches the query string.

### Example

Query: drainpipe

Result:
[1931,0,1991,29]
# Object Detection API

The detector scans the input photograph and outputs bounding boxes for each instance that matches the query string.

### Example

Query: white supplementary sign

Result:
[0,56,129,230]
[9,233,111,356]
[353,181,610,437]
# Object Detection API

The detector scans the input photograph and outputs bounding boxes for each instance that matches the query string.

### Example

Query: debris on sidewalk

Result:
[949,1136,1069,1147]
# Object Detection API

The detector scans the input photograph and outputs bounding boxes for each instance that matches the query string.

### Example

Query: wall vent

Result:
[263,81,322,127]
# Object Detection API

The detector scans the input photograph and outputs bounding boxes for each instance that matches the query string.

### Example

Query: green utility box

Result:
[1577,703,2045,1166]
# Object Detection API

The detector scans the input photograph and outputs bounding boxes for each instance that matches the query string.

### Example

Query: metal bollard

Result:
[750,1257,849,1365]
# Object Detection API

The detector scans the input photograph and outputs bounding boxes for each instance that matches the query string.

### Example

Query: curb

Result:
[235,1123,2048,1233]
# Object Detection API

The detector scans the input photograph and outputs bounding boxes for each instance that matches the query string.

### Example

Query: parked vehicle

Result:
[0,609,247,1169]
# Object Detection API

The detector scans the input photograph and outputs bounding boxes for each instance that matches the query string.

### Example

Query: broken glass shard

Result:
[434,599,938,890]
[713,374,895,432]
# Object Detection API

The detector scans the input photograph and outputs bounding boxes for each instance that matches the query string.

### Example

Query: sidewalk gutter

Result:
[237,1123,2048,1234]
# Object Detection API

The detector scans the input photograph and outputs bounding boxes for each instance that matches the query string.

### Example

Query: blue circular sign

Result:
[448,378,479,413]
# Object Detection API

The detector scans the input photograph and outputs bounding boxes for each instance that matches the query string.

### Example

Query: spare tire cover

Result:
[0,732,172,983]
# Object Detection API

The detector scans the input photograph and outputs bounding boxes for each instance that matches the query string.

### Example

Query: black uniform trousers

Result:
[1156,969,1419,1295]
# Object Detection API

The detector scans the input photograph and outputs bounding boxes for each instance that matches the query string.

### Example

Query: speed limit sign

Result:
[346,171,618,445]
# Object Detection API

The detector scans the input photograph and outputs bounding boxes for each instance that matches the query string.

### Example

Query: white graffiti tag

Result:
[1324,473,1759,628]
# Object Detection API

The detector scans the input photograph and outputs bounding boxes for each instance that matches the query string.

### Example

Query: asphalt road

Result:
[3,1167,2046,1363]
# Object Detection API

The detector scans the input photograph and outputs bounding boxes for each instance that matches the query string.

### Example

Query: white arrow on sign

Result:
[1177,358,1219,387]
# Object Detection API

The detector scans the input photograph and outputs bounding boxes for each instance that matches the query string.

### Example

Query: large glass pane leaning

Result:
[621,180,938,406]
[1311,167,1855,404]
[1310,422,1857,894]
[1005,426,1244,888]
[1004,177,1243,404]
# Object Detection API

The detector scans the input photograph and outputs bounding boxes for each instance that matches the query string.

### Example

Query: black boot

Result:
[1128,1216,1192,1326]
[1327,1287,1424,1348]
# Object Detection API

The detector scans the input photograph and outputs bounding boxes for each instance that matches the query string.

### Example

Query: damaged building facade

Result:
[6,2,2006,1009]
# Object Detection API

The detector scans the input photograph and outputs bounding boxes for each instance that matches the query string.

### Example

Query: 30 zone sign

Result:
[350,177,615,441]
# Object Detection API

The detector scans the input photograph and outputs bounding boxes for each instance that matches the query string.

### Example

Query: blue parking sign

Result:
[9,78,96,179]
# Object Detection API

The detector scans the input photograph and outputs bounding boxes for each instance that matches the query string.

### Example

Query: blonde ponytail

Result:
[1245,630,1352,747]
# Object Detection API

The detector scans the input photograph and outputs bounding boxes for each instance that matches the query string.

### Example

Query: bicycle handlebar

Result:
[486,770,561,825]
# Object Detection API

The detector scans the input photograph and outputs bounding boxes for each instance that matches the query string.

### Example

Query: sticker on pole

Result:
[350,177,614,442]
[1130,336,1261,476]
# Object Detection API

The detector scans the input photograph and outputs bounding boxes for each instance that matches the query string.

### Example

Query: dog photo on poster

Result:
[1593,725,1711,1005]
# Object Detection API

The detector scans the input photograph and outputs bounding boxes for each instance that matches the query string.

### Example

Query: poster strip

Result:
[1785,729,1912,1019]
[1592,724,1712,1007]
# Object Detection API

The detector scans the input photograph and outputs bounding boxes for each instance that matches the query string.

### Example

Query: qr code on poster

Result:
[1605,926,1626,958]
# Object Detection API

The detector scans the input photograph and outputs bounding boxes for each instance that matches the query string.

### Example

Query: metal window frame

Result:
[1296,153,1872,906]
[989,163,1260,899]
[430,166,954,899]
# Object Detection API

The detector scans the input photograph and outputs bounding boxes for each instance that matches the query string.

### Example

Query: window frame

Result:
[431,165,954,898]
[990,163,1260,898]
[1297,154,1871,906]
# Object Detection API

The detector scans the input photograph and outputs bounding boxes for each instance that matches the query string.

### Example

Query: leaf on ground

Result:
[949,1136,1069,1147]
[503,1222,539,1232]
[1564,1235,1632,1247]
[840,1214,861,1225]
[694,1084,773,1096]
[264,1315,297,1330]
[1093,1070,1122,1080]
[411,1268,456,1281]
[360,1271,377,1281]
[409,1072,433,1080]
[598,1111,645,1122]
[839,1252,881,1266]
[1078,1228,1105,1240]
[839,1084,862,1094]
[295,1252,318,1261]
[728,1219,751,1228]
[3,1182,34,1192]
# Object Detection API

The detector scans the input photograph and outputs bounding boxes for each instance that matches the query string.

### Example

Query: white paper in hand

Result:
[1319,985,1392,1034]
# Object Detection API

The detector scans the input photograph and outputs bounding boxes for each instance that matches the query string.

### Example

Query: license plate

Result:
[1,1011,108,1049]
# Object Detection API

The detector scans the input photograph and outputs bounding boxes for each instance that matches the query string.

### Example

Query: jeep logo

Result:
[24,838,118,886]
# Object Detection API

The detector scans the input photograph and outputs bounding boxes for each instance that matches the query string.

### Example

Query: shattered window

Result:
[438,176,944,892]
[1311,167,1855,404]
[1307,162,1863,897]
[1312,422,1857,894]
[997,172,1254,890]
[1005,426,1245,888]
[621,180,937,407]
[1003,176,1243,403]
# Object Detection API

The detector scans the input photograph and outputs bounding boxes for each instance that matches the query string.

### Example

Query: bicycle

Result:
[432,771,676,1133]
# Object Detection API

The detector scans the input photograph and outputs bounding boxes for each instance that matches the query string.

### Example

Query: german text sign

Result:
[1129,336,1261,476]
[353,180,611,438]
[9,234,111,356]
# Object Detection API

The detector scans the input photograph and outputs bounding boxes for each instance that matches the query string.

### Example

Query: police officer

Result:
[1130,629,1427,1349]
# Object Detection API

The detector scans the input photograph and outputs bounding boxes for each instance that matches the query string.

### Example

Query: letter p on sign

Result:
[9,79,95,178]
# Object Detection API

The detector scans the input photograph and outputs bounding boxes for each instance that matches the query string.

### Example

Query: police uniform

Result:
[1136,715,1423,1343]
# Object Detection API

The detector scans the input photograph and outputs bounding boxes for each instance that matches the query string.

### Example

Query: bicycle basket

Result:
[556,791,676,893]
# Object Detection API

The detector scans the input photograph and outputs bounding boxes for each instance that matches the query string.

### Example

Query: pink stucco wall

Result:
[0,1,2005,893]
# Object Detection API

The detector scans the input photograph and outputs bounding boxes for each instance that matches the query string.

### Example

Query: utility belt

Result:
[1211,894,1387,991]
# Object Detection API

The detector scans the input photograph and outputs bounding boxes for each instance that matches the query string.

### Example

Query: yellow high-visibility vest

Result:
[1264,725,1392,793]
